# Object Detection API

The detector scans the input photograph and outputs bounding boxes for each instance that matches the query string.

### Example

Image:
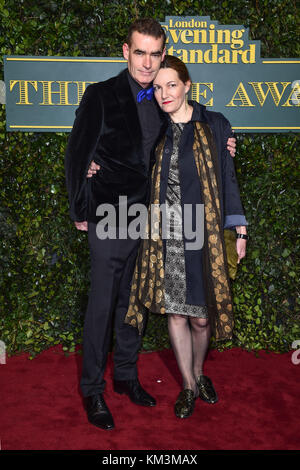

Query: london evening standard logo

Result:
[161,16,300,113]
[161,16,258,65]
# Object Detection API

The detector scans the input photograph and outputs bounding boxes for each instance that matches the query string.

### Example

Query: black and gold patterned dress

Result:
[164,122,208,318]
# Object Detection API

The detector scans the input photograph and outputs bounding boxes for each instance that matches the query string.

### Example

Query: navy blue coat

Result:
[159,101,247,306]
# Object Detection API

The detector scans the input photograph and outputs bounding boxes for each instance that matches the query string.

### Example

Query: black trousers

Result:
[80,223,142,397]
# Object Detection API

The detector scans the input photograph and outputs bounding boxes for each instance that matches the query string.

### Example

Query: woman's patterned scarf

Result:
[124,121,234,341]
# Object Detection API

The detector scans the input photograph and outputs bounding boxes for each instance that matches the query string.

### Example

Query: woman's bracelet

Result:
[236,233,249,240]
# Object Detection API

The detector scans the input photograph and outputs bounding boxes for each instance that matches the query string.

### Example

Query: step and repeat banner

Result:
[3,16,300,133]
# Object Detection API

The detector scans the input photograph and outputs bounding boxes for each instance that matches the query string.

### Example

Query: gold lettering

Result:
[208,24,216,43]
[175,49,189,63]
[167,43,256,64]
[39,81,72,105]
[249,81,290,106]
[181,29,194,44]
[9,80,102,107]
[194,20,207,28]
[10,80,38,105]
[161,24,169,43]
[281,82,300,107]
[231,29,245,49]
[189,49,203,63]
[216,29,231,44]
[231,49,239,64]
[193,29,208,44]
[203,44,218,63]
[240,44,256,64]
[167,45,175,56]
[168,19,207,29]
[72,81,96,105]
[168,29,182,44]
[218,49,231,64]
[226,82,255,107]
[191,83,213,106]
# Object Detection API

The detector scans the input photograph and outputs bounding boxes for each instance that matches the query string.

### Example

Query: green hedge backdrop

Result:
[1,0,299,357]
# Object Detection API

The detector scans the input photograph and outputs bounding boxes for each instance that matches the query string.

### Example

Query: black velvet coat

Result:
[65,69,167,222]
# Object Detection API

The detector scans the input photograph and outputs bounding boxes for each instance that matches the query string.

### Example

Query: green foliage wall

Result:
[0,0,299,356]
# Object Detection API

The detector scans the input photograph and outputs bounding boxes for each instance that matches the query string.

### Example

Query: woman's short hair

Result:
[159,55,191,83]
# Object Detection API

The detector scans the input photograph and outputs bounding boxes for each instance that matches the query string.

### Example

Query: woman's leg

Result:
[168,313,197,395]
[189,316,211,378]
[189,316,218,404]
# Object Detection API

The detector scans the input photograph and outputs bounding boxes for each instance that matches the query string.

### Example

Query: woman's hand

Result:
[87,160,100,178]
[227,136,236,157]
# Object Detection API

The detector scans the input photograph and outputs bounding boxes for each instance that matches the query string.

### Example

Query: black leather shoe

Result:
[174,389,196,418]
[196,375,218,404]
[114,379,156,407]
[85,394,115,430]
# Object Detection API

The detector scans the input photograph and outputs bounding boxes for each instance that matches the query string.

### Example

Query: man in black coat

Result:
[65,18,236,430]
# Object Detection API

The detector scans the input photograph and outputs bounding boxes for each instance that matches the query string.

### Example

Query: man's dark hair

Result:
[126,18,166,50]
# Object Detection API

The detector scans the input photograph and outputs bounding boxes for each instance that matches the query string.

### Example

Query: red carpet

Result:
[0,346,299,450]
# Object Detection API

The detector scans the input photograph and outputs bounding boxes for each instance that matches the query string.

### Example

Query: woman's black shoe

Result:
[196,375,218,404]
[174,389,196,418]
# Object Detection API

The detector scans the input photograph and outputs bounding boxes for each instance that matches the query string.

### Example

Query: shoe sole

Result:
[198,394,218,404]
[175,412,194,418]
[114,389,156,406]
[88,417,115,430]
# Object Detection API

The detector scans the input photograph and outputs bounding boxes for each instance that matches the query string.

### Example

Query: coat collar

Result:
[114,69,143,155]
[113,69,167,174]
[164,100,207,138]
[189,100,207,122]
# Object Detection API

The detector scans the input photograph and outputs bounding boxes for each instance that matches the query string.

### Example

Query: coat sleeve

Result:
[218,114,248,229]
[65,83,103,222]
